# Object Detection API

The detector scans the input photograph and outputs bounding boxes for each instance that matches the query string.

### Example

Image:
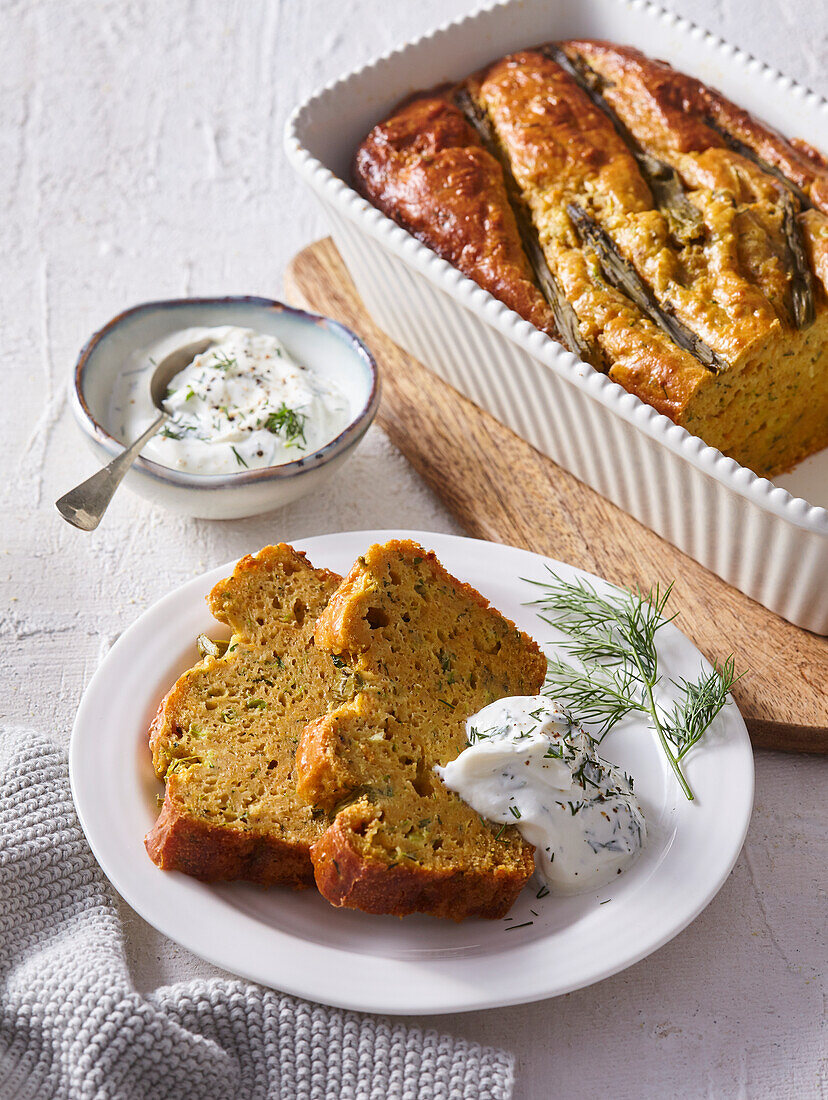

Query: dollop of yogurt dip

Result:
[112,326,351,475]
[436,696,646,894]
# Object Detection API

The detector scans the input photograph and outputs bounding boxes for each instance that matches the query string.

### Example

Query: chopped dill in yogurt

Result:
[113,326,351,475]
[437,696,646,894]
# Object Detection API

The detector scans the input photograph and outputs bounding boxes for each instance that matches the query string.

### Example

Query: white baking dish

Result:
[285,0,828,633]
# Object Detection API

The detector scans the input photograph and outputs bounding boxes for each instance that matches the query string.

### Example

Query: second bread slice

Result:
[296,540,547,920]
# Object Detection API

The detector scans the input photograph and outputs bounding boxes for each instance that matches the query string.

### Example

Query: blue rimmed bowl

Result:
[72,296,380,520]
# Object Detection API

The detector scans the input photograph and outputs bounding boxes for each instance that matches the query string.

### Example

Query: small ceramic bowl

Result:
[72,296,380,520]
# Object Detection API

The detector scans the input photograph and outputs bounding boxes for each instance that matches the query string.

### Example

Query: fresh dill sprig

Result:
[264,402,307,447]
[525,570,741,801]
[662,656,739,761]
[231,445,248,468]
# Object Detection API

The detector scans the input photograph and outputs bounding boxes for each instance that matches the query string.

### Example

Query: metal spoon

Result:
[56,338,213,531]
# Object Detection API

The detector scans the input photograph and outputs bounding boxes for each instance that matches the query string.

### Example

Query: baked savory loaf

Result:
[296,540,547,920]
[146,545,341,886]
[354,41,828,478]
[354,92,562,343]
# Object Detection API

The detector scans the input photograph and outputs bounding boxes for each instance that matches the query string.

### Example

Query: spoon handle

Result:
[56,412,169,530]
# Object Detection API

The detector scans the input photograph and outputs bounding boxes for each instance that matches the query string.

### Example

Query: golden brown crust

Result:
[354,92,561,339]
[294,713,343,809]
[470,50,651,212]
[145,789,315,887]
[471,48,727,414]
[311,809,533,921]
[313,539,516,655]
[354,42,828,478]
[565,39,828,214]
[802,208,828,293]
[208,545,341,629]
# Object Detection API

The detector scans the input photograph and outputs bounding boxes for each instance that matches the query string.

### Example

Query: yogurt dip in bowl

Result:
[72,297,380,519]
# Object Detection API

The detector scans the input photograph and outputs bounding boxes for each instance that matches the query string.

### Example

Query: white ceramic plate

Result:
[69,530,754,1015]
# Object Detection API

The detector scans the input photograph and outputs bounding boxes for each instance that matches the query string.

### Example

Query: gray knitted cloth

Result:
[0,730,514,1100]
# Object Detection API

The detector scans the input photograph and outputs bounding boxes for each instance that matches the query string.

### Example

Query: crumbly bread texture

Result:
[296,540,547,920]
[145,545,341,886]
[354,41,828,477]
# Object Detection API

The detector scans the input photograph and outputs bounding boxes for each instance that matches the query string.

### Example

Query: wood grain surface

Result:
[285,238,827,753]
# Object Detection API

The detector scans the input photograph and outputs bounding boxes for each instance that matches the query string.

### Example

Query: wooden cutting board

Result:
[285,238,827,753]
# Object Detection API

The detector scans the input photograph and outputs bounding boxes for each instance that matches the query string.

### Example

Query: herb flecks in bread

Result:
[296,540,547,920]
[145,544,341,885]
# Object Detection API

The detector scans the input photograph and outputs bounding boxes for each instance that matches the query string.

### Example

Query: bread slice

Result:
[296,540,547,920]
[146,544,341,886]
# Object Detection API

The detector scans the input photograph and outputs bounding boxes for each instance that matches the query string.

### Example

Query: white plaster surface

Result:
[2,2,826,1097]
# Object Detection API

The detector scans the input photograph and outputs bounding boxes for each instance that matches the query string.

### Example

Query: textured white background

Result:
[3,2,826,1097]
